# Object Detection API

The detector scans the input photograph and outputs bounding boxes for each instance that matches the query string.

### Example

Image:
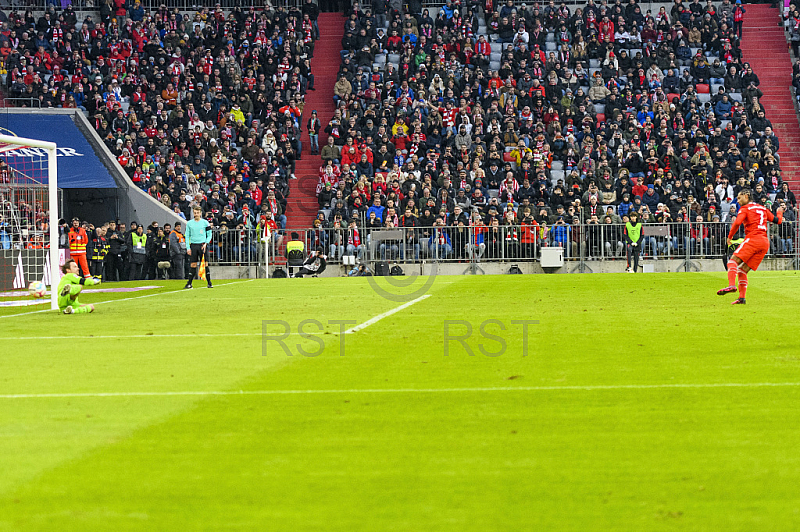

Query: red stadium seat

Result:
[696,84,710,94]
[667,93,680,103]
[503,153,516,162]
[596,113,605,123]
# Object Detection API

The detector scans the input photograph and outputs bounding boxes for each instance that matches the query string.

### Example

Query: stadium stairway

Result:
[289,13,344,230]
[740,4,800,189]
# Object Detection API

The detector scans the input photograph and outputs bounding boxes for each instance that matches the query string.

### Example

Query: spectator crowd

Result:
[0,0,798,265]
[2,0,322,239]
[310,0,797,260]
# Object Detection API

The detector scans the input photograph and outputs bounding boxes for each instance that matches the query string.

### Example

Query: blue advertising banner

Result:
[0,114,117,189]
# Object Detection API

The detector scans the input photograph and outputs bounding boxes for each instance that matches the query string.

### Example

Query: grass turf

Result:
[1,272,799,530]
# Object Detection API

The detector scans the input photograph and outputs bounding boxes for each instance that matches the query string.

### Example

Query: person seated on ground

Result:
[58,258,100,314]
[294,247,327,277]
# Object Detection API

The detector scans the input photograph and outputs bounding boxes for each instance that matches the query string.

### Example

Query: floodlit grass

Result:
[1,272,800,530]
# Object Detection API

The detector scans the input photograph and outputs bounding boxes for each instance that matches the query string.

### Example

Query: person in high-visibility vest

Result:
[88,226,108,280]
[68,218,91,277]
[286,232,305,277]
[57,258,101,314]
[127,225,148,281]
[624,212,643,273]
[169,222,187,280]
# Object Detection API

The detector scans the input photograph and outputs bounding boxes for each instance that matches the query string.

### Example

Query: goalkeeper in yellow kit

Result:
[57,259,100,314]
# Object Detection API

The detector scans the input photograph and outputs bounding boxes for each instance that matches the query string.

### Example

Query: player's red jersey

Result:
[727,202,781,242]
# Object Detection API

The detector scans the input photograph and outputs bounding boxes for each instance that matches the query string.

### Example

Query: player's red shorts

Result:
[734,237,769,271]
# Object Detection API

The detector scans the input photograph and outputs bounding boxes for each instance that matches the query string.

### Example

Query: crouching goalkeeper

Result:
[58,258,100,314]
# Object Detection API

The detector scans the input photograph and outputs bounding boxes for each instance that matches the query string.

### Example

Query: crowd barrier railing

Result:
[211,220,800,274]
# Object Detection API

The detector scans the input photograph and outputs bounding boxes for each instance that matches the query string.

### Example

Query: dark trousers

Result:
[144,259,156,280]
[127,260,144,281]
[171,254,185,280]
[105,254,121,281]
[294,262,326,277]
[90,260,104,279]
[626,243,641,271]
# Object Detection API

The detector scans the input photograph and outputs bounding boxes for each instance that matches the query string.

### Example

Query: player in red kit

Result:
[717,189,784,304]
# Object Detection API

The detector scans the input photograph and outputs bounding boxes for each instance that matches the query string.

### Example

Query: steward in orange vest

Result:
[68,218,91,277]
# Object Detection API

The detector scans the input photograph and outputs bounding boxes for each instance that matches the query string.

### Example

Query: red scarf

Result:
[348,228,361,246]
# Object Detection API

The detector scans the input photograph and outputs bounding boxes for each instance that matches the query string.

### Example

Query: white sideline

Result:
[1,382,800,399]
[343,294,431,334]
[5,332,267,340]
[0,279,255,319]
[3,289,429,339]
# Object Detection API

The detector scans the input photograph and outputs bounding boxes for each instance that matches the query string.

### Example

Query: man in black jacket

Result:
[105,221,126,281]
[302,0,320,38]
[294,247,327,277]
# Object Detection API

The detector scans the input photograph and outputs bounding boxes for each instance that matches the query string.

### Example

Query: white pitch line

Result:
[1,381,800,399]
[343,294,431,334]
[0,279,255,319]
[2,290,426,339]
[3,332,266,340]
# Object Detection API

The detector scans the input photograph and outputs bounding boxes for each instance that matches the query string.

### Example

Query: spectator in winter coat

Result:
[642,185,661,211]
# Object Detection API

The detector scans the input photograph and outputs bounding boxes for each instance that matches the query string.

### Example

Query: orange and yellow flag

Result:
[198,256,207,280]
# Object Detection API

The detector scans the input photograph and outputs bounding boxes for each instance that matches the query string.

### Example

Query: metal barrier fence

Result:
[210,220,800,273]
[1,98,40,109]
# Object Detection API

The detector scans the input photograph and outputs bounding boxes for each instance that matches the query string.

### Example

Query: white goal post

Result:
[0,133,59,310]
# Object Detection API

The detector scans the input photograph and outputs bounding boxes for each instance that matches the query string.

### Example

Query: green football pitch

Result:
[1,272,800,530]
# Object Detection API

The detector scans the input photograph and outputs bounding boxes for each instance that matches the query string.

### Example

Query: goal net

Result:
[0,134,59,311]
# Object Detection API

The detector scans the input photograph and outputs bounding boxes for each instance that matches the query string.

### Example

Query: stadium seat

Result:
[698,93,711,104]
[589,59,600,69]
[551,161,563,171]
[388,54,400,64]
[503,153,516,162]
[490,52,502,62]
[545,42,557,52]
[596,113,605,123]
[711,84,724,94]
[667,93,680,103]
[594,104,605,115]
[696,83,710,94]
[488,189,500,199]
[730,92,743,102]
